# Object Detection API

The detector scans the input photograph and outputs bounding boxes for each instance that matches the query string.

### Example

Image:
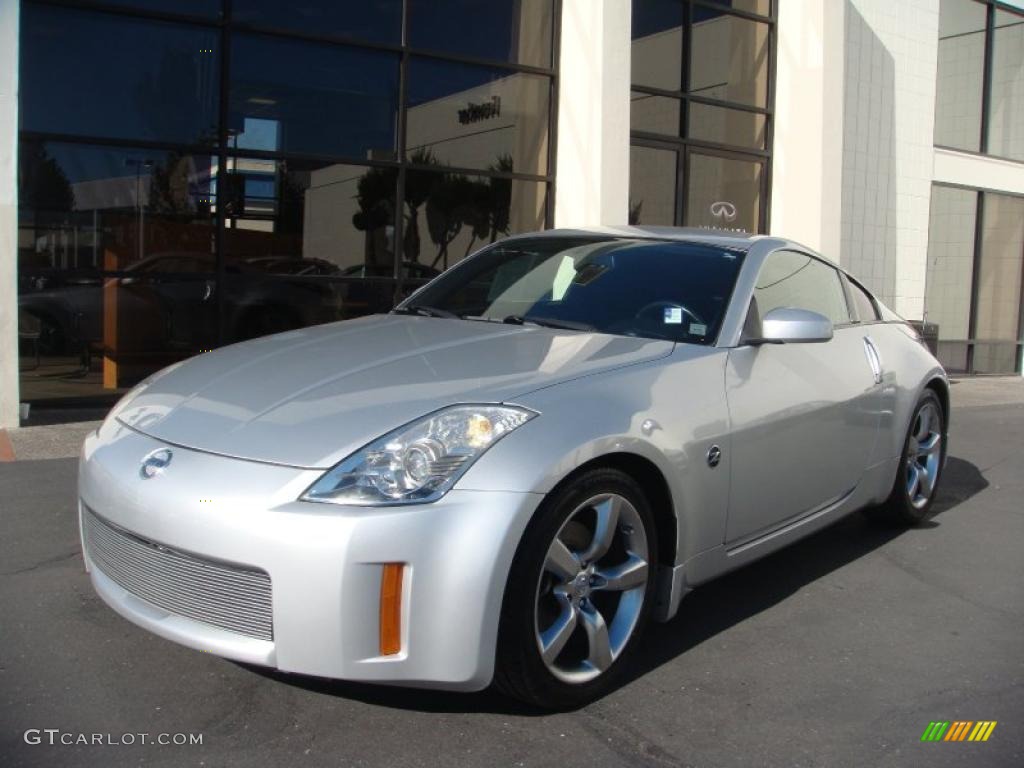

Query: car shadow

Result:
[239,455,988,715]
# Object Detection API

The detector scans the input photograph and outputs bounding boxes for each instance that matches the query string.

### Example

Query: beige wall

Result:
[769,0,844,261]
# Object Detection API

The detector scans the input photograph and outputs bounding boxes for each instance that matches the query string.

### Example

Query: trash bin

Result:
[909,321,939,357]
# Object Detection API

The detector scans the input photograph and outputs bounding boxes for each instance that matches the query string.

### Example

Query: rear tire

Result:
[494,468,658,710]
[866,389,946,526]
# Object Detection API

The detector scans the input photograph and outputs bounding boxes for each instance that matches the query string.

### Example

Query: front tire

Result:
[495,468,658,709]
[867,389,946,526]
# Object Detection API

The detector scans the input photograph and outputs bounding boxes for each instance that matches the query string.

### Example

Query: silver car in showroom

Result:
[78,227,948,708]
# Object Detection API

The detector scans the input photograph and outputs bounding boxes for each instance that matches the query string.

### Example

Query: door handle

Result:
[863,336,882,384]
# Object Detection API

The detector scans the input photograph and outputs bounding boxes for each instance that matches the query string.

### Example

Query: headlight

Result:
[300,405,537,506]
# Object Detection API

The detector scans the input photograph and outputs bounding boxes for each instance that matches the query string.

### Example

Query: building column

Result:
[553,0,632,228]
[769,0,845,261]
[0,0,20,429]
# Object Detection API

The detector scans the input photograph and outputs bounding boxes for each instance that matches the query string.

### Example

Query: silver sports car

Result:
[78,227,948,708]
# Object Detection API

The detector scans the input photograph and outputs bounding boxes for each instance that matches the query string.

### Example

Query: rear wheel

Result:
[495,468,657,709]
[867,389,946,526]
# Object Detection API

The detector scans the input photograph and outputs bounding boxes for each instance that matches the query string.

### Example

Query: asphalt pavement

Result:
[1,379,1022,767]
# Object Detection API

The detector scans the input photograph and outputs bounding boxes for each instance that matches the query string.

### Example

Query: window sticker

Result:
[664,307,683,324]
[690,322,707,335]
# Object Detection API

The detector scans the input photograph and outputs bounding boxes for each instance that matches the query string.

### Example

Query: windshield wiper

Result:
[393,305,461,319]
[501,315,594,331]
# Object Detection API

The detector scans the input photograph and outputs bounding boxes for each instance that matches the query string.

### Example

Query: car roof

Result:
[506,225,774,251]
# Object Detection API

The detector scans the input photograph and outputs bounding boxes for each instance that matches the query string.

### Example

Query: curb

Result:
[0,429,15,462]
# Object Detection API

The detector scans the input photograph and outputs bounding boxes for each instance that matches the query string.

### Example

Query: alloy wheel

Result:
[533,493,649,684]
[906,402,943,510]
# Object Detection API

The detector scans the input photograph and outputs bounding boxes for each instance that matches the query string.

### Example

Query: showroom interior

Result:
[1,0,1022,429]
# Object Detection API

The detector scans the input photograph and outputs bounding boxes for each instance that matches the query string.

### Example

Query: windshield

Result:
[400,237,746,344]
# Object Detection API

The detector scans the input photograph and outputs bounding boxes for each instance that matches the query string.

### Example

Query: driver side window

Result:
[752,250,850,326]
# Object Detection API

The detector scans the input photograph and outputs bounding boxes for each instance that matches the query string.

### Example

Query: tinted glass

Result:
[924,185,977,355]
[89,0,220,16]
[220,157,396,279]
[630,92,681,135]
[631,0,684,91]
[19,141,217,274]
[974,192,1024,373]
[849,280,879,322]
[20,5,219,146]
[629,146,677,225]
[409,238,745,344]
[232,0,402,44]
[753,250,849,326]
[690,12,769,107]
[934,0,986,152]
[230,33,399,159]
[688,103,767,150]
[989,9,1024,161]
[686,152,762,232]
[407,0,554,68]
[17,139,223,402]
[400,169,546,271]
[406,58,550,175]
[703,0,770,14]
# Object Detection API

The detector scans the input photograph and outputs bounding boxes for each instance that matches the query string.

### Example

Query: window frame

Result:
[744,248,853,334]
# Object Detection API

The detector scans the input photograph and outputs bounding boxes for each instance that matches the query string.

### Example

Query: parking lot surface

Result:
[1,379,1022,767]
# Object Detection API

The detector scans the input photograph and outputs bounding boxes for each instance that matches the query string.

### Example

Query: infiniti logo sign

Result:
[709,201,737,222]
[140,448,173,479]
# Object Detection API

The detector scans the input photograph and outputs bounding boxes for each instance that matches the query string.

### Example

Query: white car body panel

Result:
[78,226,949,691]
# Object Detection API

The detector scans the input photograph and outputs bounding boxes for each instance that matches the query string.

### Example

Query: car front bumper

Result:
[78,419,541,691]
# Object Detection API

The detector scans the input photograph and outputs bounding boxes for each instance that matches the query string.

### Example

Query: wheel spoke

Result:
[914,408,931,441]
[917,433,941,457]
[906,463,921,499]
[545,538,581,581]
[579,602,613,672]
[539,595,578,664]
[594,554,648,592]
[918,465,934,498]
[579,495,620,565]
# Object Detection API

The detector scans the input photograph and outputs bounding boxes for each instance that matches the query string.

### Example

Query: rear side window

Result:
[752,250,850,326]
[848,279,879,322]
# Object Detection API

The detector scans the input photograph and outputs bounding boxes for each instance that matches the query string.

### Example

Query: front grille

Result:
[82,507,273,641]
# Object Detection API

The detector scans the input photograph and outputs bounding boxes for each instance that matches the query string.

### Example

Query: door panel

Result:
[724,326,882,544]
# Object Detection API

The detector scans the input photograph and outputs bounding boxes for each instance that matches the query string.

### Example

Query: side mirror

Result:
[747,307,833,344]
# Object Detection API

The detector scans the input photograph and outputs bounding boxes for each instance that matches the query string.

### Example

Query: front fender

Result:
[457,346,732,567]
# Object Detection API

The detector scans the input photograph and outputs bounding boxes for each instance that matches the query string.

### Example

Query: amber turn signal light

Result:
[379,563,404,656]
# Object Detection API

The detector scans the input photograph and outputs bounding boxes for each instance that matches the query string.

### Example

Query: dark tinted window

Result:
[753,250,850,326]
[407,0,554,68]
[849,279,879,322]
[409,238,745,344]
[230,33,399,159]
[18,140,217,274]
[84,0,221,16]
[220,158,395,278]
[405,58,550,175]
[20,6,220,146]
[232,0,402,44]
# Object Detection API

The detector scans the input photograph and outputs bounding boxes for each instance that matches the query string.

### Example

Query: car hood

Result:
[113,314,673,468]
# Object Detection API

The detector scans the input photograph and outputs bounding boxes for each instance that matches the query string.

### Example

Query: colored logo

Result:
[921,721,997,742]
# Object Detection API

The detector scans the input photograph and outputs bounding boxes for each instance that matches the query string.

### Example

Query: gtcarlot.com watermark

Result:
[24,729,203,746]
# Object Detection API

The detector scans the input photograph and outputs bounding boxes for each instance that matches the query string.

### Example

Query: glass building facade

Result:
[17,0,556,404]
[7,0,1024,427]
[927,0,1024,374]
[627,0,774,233]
